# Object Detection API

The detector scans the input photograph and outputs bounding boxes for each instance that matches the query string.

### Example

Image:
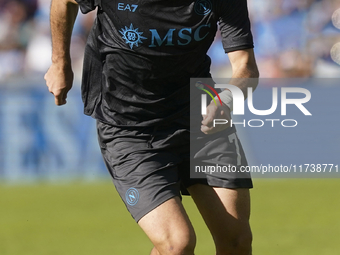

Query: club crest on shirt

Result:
[120,24,147,49]
[194,0,212,15]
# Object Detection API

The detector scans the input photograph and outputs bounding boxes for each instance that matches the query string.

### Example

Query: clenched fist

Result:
[44,62,73,106]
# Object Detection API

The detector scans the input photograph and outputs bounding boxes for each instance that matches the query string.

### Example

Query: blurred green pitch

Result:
[1,179,339,255]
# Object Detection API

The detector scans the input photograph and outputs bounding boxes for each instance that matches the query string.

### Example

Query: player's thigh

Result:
[187,184,251,247]
[138,196,196,254]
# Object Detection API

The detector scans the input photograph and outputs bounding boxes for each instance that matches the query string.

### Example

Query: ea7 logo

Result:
[200,84,312,116]
[117,3,138,12]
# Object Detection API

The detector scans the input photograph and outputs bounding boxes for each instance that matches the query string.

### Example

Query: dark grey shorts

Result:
[97,121,252,222]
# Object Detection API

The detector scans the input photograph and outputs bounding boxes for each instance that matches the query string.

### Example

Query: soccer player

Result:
[45,0,259,254]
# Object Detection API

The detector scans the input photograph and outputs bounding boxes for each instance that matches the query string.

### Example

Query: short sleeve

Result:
[75,0,101,14]
[218,0,254,53]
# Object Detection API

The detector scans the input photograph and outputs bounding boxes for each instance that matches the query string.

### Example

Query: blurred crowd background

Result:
[0,0,95,81]
[212,0,340,77]
[0,0,340,82]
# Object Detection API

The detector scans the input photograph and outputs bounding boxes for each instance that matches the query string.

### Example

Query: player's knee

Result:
[155,231,196,255]
[216,230,252,255]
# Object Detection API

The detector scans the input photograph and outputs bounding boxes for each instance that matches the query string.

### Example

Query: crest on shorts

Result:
[125,187,140,206]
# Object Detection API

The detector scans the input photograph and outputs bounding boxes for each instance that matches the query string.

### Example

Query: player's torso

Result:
[97,0,219,55]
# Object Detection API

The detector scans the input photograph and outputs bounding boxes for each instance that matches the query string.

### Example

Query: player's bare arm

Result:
[44,0,79,106]
[228,48,259,96]
[201,48,259,134]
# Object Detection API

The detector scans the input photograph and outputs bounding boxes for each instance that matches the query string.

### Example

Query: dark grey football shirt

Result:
[76,0,254,126]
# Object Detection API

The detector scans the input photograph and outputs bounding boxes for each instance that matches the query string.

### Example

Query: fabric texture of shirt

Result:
[76,0,254,127]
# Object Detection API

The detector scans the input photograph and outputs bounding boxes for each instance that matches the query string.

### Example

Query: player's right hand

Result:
[44,62,74,106]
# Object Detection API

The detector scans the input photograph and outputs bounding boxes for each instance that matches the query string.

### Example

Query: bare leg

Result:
[188,184,252,255]
[138,196,196,255]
